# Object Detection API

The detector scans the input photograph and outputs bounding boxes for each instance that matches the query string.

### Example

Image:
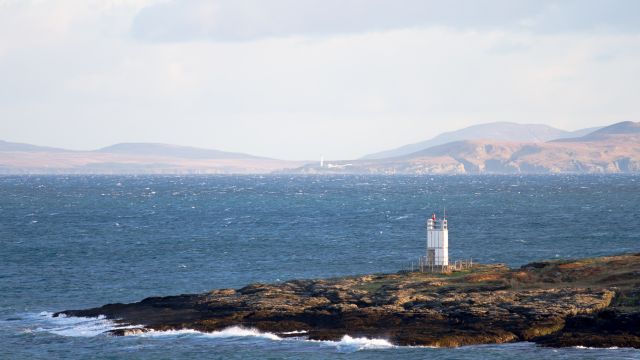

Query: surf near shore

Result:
[56,253,640,348]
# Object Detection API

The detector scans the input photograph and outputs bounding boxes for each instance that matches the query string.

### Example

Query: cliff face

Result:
[293,134,640,174]
[57,253,640,348]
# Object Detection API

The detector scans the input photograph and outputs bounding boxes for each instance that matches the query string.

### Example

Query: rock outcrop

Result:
[56,253,640,348]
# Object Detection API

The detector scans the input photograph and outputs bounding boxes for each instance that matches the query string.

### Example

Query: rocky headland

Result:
[56,253,640,348]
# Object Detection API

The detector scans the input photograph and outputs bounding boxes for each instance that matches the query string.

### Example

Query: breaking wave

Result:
[27,312,142,337]
[137,326,281,341]
[23,312,393,351]
[133,327,394,351]
[310,335,394,351]
[573,345,621,350]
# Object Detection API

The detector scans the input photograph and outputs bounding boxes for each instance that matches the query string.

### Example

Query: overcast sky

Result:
[1,0,639,160]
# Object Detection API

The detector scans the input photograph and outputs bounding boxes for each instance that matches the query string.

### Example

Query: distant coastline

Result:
[2,121,639,175]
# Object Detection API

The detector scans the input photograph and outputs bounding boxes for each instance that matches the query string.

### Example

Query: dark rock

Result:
[57,253,640,348]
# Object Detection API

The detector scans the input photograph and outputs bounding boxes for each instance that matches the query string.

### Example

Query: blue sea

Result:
[1,175,639,359]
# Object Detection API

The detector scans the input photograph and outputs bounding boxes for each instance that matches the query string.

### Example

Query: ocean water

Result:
[1,174,639,359]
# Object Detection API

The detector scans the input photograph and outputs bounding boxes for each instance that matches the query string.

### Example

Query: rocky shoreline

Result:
[55,253,640,348]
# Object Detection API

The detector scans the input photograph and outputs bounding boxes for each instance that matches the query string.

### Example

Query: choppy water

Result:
[1,175,639,359]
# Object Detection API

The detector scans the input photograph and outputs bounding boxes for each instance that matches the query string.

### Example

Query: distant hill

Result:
[553,121,640,142]
[563,126,604,138]
[361,122,602,160]
[0,141,304,174]
[0,140,70,153]
[292,121,640,174]
[95,143,265,160]
[3,121,636,175]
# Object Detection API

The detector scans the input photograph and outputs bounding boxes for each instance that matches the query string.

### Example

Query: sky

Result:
[1,0,639,160]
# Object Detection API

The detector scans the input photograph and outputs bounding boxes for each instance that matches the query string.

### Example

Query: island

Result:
[55,253,640,348]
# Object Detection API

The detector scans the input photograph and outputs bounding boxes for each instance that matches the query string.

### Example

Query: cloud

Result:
[1,1,639,160]
[130,0,640,43]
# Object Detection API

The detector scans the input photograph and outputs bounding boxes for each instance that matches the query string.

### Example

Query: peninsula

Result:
[56,253,640,348]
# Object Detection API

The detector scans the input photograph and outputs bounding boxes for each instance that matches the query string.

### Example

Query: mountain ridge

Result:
[552,121,640,142]
[362,122,602,160]
[2,121,637,174]
[95,142,267,160]
[0,139,71,153]
[0,140,303,174]
[293,121,640,174]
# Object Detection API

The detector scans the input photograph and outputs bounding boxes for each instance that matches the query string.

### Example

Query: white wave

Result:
[27,312,142,337]
[204,326,283,341]
[134,326,391,351]
[573,345,621,350]
[393,215,410,220]
[22,314,393,352]
[134,329,204,337]
[281,330,308,335]
[137,326,281,341]
[309,335,394,351]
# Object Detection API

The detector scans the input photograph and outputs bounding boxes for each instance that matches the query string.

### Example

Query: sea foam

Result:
[137,328,393,351]
[29,312,142,337]
[25,312,393,351]
[137,326,282,341]
[308,335,394,351]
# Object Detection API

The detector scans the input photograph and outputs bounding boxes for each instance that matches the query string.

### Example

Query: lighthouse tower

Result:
[426,213,448,266]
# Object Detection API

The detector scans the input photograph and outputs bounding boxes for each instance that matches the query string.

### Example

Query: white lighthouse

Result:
[426,213,448,266]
